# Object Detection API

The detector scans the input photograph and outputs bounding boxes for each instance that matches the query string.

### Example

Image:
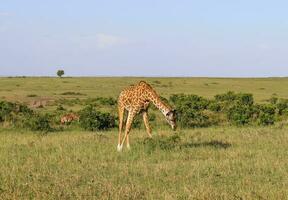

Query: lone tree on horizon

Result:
[57,70,65,78]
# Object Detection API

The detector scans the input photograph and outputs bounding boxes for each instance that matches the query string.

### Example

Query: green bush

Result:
[227,104,254,125]
[215,91,254,106]
[215,91,238,102]
[268,97,278,104]
[257,104,276,125]
[17,104,33,115]
[23,113,54,132]
[276,99,288,115]
[208,101,222,112]
[170,94,209,111]
[0,101,16,122]
[79,105,115,131]
[237,93,254,106]
[170,94,215,128]
[96,97,117,106]
[182,110,214,128]
[131,112,156,129]
[0,101,34,123]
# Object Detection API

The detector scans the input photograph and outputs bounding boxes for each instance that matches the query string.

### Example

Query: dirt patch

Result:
[29,98,54,108]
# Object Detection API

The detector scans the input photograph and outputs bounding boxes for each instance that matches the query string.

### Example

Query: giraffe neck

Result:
[147,91,171,116]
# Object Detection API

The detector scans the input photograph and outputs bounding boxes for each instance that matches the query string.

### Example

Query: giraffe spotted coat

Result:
[117,81,176,151]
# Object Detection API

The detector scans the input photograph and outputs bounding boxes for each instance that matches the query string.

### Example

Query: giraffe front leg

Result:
[143,111,152,138]
[120,110,136,151]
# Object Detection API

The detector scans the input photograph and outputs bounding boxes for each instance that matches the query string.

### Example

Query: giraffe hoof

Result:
[127,144,131,150]
[117,144,123,152]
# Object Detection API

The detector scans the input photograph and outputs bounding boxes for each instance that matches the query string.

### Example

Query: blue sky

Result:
[1,0,288,77]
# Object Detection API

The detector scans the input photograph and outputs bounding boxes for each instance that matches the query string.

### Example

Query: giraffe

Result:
[60,113,80,125]
[117,81,177,151]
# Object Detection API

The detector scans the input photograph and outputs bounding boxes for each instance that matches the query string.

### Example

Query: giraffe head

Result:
[165,109,177,130]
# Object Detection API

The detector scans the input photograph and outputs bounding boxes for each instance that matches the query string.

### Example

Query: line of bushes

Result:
[0,100,116,133]
[171,92,288,127]
[0,101,54,132]
[1,91,288,133]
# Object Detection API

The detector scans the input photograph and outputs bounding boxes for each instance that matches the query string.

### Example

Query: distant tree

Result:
[57,70,65,78]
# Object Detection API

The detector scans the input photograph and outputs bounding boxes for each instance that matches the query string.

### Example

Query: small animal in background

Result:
[60,113,80,125]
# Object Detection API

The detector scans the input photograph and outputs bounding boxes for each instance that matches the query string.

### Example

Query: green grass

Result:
[1,77,288,103]
[1,77,288,199]
[0,126,288,199]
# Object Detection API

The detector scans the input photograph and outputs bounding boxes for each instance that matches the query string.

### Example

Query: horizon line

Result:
[0,75,288,79]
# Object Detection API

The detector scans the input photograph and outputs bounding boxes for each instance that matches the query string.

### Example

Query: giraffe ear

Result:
[166,110,176,117]
[166,111,173,117]
[171,109,176,115]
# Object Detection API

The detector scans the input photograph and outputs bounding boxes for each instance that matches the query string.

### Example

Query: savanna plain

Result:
[0,77,288,199]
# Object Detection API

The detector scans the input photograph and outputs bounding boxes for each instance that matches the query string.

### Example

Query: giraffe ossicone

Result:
[117,81,177,151]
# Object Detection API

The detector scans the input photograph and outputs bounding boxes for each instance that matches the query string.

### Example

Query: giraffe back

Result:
[118,81,171,112]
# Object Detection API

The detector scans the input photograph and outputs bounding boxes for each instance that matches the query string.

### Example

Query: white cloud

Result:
[0,12,12,17]
[95,33,128,48]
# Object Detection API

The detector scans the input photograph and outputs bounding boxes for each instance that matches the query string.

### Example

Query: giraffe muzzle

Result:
[172,124,177,131]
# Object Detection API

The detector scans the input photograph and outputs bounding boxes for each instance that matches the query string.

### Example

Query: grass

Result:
[0,126,288,199]
[1,77,288,103]
[1,77,288,199]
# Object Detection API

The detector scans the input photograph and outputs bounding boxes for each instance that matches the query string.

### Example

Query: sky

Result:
[0,0,288,77]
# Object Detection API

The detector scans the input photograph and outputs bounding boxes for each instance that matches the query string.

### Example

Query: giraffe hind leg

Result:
[120,110,136,150]
[117,106,125,152]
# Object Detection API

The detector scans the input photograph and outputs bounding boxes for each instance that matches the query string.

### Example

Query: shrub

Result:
[17,104,33,115]
[215,91,238,102]
[131,112,156,128]
[0,101,33,122]
[23,114,54,132]
[170,94,217,128]
[79,105,115,131]
[257,104,276,125]
[170,94,209,111]
[276,99,288,115]
[258,113,275,126]
[215,92,253,105]
[268,97,278,104]
[0,101,15,122]
[179,109,213,127]
[238,93,254,106]
[208,101,222,112]
[227,104,254,125]
[131,114,142,128]
[96,97,117,106]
